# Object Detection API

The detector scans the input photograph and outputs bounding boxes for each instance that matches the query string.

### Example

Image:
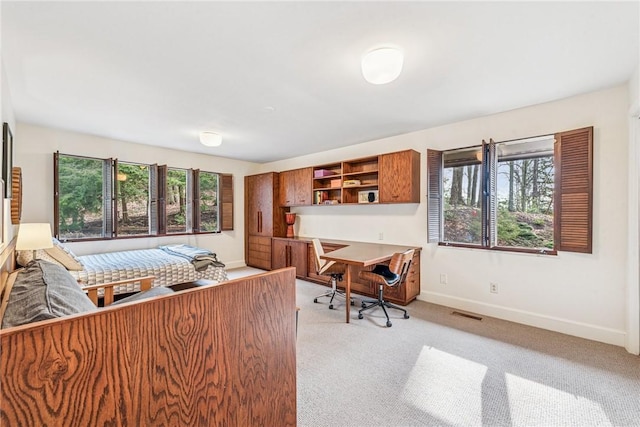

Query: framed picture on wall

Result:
[2,123,13,198]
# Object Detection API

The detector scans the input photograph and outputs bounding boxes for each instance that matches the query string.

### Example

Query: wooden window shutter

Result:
[427,150,443,243]
[149,164,159,235]
[220,173,234,231]
[53,152,61,238]
[192,169,201,233]
[104,158,115,238]
[157,165,167,235]
[554,126,593,253]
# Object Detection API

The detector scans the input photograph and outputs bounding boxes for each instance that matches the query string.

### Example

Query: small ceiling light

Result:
[199,131,222,147]
[361,47,404,85]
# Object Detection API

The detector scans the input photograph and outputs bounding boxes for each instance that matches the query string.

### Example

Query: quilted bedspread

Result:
[69,248,228,295]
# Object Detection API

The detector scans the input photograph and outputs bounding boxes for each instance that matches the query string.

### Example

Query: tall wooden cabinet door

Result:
[379,150,421,203]
[255,172,275,235]
[245,175,260,235]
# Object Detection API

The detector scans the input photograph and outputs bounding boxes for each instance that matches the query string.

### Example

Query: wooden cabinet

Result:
[245,172,287,270]
[272,238,308,278]
[379,150,421,203]
[247,235,273,270]
[302,149,420,206]
[279,167,313,207]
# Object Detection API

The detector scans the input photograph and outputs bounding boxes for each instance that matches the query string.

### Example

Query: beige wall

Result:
[14,124,258,269]
[261,85,633,349]
[1,57,17,250]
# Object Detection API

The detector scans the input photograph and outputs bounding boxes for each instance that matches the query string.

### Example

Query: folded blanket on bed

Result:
[158,244,226,271]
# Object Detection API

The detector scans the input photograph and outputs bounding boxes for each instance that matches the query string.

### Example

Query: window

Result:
[116,162,151,236]
[428,126,592,254]
[196,170,220,232]
[54,153,233,241]
[54,154,108,239]
[166,167,189,234]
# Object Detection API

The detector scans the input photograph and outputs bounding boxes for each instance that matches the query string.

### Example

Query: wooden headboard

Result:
[0,242,297,426]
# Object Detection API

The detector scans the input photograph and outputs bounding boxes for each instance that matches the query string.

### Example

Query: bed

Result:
[0,240,297,425]
[17,240,229,295]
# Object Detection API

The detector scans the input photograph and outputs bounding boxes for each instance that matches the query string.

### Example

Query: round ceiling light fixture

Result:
[199,131,222,147]
[361,46,404,85]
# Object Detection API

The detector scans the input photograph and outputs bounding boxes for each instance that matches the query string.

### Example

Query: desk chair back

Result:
[357,248,415,327]
[360,249,414,288]
[312,238,343,275]
[311,238,348,309]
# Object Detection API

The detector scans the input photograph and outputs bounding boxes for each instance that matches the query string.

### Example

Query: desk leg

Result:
[345,265,351,323]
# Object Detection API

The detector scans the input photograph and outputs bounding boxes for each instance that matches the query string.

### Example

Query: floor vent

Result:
[451,311,483,321]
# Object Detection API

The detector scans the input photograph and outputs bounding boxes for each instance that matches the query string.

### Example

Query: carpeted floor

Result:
[228,267,640,427]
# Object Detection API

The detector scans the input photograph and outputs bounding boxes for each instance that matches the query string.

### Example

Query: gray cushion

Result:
[112,286,174,305]
[2,260,97,329]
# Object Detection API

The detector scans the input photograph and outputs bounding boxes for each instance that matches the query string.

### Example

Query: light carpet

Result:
[227,267,640,427]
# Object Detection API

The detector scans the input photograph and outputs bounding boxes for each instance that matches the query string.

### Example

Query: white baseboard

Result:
[418,291,627,348]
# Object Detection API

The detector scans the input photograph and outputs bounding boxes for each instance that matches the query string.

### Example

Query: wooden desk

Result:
[320,242,419,323]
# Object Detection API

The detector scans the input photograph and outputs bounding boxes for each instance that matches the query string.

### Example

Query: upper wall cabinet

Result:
[379,150,421,203]
[279,167,313,207]
[283,149,421,206]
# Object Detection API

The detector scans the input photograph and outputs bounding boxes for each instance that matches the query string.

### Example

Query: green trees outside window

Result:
[441,135,555,251]
[54,153,224,241]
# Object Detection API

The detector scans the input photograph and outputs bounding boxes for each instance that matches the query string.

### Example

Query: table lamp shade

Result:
[16,223,54,259]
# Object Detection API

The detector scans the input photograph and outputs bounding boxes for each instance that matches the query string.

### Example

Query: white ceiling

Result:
[2,1,638,163]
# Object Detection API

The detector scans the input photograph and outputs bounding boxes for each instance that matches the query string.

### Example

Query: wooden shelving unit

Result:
[312,163,342,205]
[342,156,379,204]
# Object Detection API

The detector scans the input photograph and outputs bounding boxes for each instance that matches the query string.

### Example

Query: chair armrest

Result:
[81,276,155,306]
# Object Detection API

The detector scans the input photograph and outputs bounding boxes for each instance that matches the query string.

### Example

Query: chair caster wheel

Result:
[350,300,355,306]
[358,313,363,319]
[386,321,392,327]
[313,298,318,303]
[329,304,334,310]
[404,314,410,319]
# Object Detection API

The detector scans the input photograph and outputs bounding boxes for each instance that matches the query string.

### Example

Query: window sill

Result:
[438,242,557,256]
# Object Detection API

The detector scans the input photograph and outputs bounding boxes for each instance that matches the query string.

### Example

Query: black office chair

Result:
[357,249,414,327]
[311,239,353,309]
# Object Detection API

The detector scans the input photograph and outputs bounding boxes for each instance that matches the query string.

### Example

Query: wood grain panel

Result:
[379,150,421,203]
[427,150,443,243]
[10,167,22,225]
[1,268,297,426]
[554,127,593,253]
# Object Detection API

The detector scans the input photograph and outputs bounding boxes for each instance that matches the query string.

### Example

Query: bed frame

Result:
[0,240,297,426]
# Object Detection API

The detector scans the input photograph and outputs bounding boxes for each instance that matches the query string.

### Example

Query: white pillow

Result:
[45,238,84,270]
[16,238,84,271]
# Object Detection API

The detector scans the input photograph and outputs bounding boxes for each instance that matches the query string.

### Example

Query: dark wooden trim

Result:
[427,149,443,243]
[438,242,557,256]
[220,173,234,230]
[554,126,593,253]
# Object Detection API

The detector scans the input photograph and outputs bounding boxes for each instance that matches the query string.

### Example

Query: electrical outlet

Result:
[490,282,499,294]
[440,274,448,284]
[378,232,384,240]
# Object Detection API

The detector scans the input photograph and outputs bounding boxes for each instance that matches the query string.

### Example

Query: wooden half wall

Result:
[0,266,297,426]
